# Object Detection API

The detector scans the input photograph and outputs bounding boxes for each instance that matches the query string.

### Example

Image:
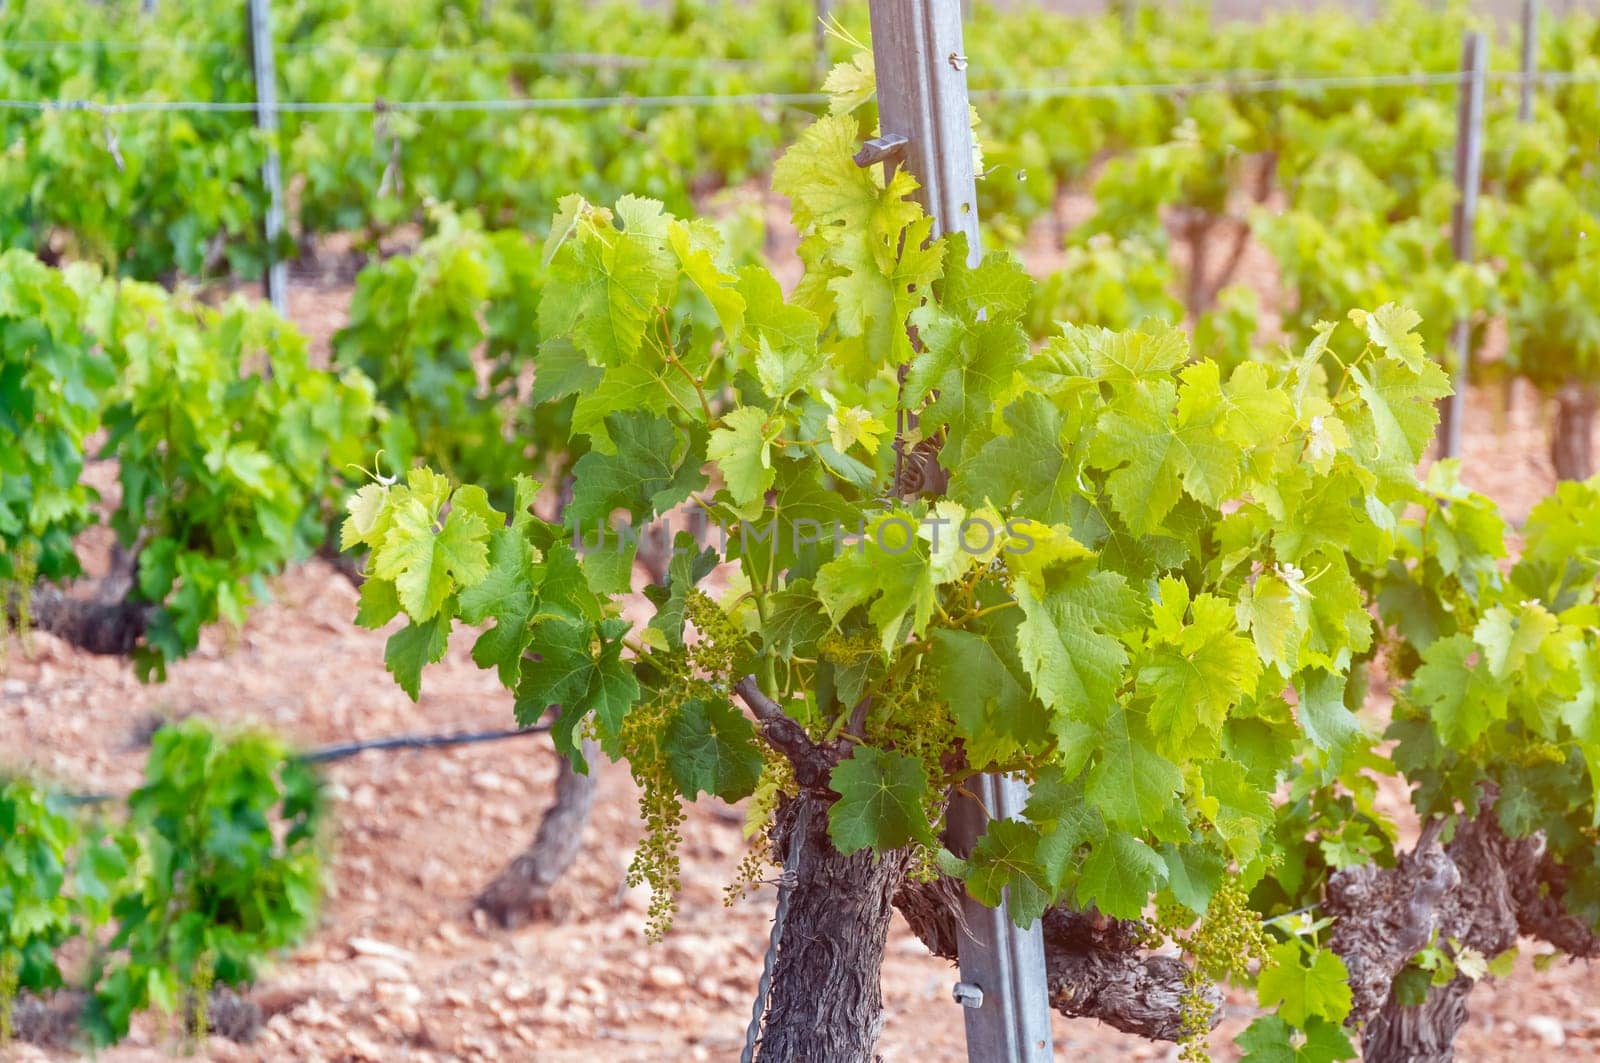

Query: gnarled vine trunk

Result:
[6,544,149,654]
[895,877,1217,1043]
[18,586,152,655]
[731,677,1214,1056]
[1327,793,1600,1063]
[755,793,914,1062]
[1551,378,1597,482]
[475,738,600,927]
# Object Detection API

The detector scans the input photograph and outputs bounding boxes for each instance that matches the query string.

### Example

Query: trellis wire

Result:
[740,800,812,1063]
[55,720,558,807]
[0,91,830,115]
[4,67,1597,119]
[0,37,785,70]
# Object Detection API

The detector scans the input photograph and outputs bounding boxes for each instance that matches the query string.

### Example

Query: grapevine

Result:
[0,722,324,1049]
[5,1,1600,1058]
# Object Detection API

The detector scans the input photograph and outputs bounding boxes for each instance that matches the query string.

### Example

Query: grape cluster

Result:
[685,590,745,682]
[818,630,879,674]
[724,753,794,906]
[623,592,756,939]
[619,670,693,942]
[1158,873,1273,1062]
[866,659,955,879]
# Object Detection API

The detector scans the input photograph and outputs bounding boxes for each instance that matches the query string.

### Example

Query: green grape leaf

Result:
[1014,568,1141,725]
[1236,1015,1357,1063]
[354,577,401,630]
[669,220,744,338]
[1084,324,1190,384]
[1352,303,1425,372]
[1074,831,1166,919]
[736,266,822,394]
[965,819,1053,928]
[708,406,780,510]
[1160,840,1227,915]
[566,411,707,530]
[371,485,494,622]
[384,612,452,701]
[1410,633,1510,747]
[930,623,1049,769]
[950,391,1077,524]
[762,579,832,660]
[827,747,935,854]
[514,619,597,729]
[664,696,762,801]
[1471,603,1560,682]
[1347,357,1451,476]
[1257,941,1354,1028]
[1238,571,1309,676]
[1138,578,1261,755]
[772,114,886,233]
[1086,707,1185,837]
[1296,670,1365,755]
[815,512,937,655]
[457,527,543,688]
[541,196,676,368]
[940,234,1033,322]
[1197,759,1273,862]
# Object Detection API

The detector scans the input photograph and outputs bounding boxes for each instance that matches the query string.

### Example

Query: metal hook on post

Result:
[853,132,909,170]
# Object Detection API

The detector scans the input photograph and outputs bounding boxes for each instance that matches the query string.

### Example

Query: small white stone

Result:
[348,936,415,965]
[1526,1015,1566,1047]
[647,964,687,990]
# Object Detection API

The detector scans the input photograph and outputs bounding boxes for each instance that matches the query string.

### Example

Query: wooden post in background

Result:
[866,2,1053,1061]
[815,0,831,85]
[1520,0,1539,122]
[1441,31,1485,460]
[1118,0,1137,37]
[248,0,289,317]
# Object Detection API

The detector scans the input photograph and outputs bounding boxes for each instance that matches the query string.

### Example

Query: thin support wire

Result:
[740,799,813,1063]
[55,720,557,806]
[0,91,830,115]
[0,62,1594,135]
[0,37,785,70]
[7,67,1596,119]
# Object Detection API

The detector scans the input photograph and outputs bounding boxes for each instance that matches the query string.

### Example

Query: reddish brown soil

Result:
[5,201,1599,1061]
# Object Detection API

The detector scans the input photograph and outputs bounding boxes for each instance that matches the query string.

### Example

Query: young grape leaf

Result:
[384,613,452,701]
[827,747,935,855]
[1074,830,1166,919]
[1236,1015,1357,1063]
[815,512,937,656]
[965,819,1053,928]
[708,406,779,510]
[1257,941,1354,1028]
[664,697,762,802]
